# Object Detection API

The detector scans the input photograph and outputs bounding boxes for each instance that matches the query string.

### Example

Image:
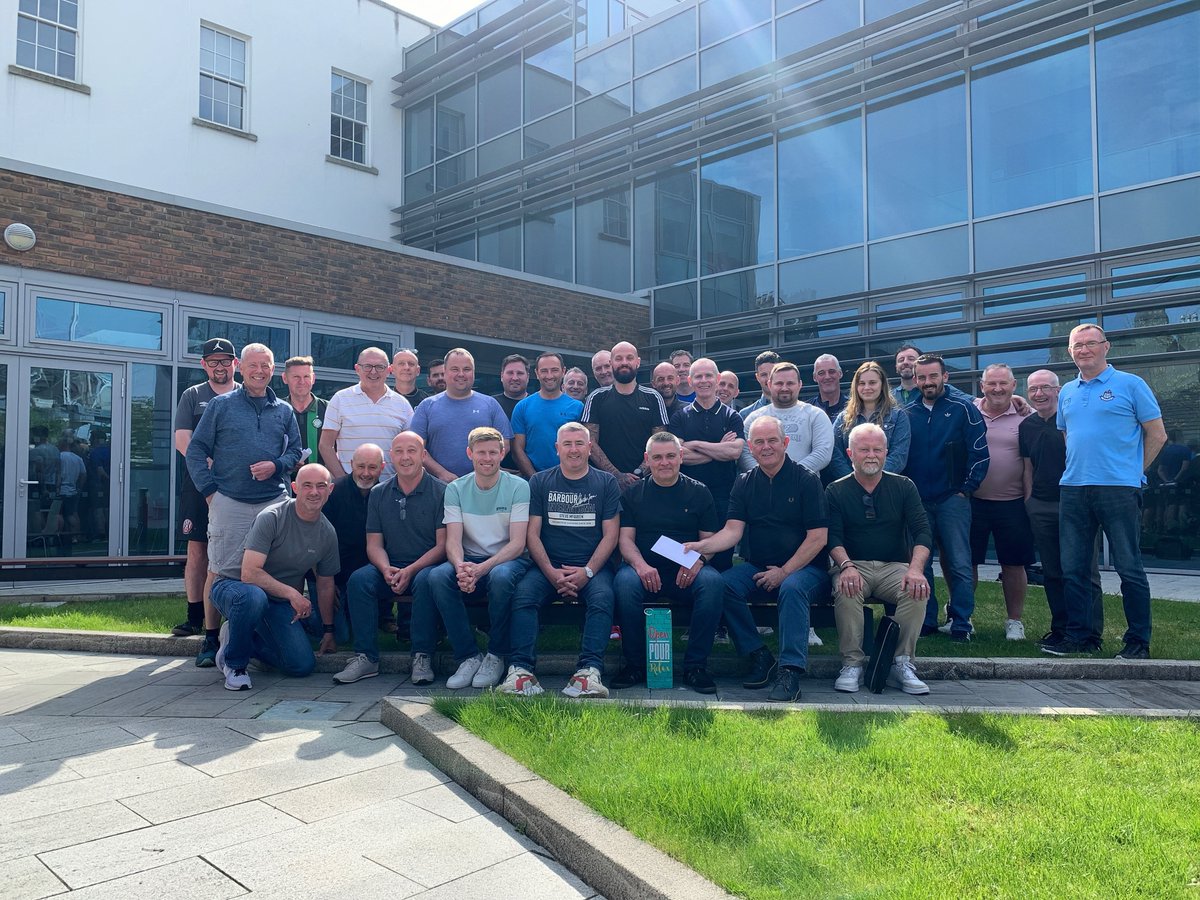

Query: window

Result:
[310,332,394,371]
[16,0,78,80]
[186,316,289,361]
[199,25,247,130]
[330,72,367,165]
[36,297,163,350]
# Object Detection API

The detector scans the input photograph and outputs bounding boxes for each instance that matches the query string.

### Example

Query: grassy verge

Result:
[440,696,1200,899]
[2,581,1198,660]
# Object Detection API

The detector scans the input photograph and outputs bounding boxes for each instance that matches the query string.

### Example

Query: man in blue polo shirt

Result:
[1049,324,1166,659]
[510,351,583,477]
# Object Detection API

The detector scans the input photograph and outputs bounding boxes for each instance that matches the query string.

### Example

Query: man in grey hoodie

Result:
[186,343,303,585]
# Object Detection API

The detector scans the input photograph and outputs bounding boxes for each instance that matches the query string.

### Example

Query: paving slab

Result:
[363,811,534,888]
[402,780,491,823]
[0,854,67,899]
[0,800,151,864]
[401,851,598,900]
[41,857,248,900]
[261,757,448,823]
[10,760,206,824]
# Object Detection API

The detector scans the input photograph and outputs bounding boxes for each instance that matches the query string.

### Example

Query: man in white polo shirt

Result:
[319,346,414,479]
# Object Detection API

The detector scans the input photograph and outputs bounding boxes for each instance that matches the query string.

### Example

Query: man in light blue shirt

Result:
[511,351,583,476]
[1049,324,1166,660]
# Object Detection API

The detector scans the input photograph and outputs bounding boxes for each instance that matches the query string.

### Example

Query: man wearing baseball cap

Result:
[172,338,239,667]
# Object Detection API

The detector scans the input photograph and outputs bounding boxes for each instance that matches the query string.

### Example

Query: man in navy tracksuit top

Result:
[903,354,989,641]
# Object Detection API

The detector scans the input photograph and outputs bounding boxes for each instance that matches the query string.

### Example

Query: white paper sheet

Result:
[650,535,700,569]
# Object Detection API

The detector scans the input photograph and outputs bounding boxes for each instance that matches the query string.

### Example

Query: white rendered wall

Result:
[0,0,429,241]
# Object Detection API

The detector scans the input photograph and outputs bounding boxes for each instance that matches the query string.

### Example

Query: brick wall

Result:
[0,169,648,352]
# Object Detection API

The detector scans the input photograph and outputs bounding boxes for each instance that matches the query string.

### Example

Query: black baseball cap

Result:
[201,338,236,358]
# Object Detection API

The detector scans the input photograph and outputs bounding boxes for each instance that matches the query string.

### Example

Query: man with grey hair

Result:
[811,354,846,421]
[411,348,513,481]
[320,346,414,479]
[970,363,1034,641]
[1019,368,1103,652]
[591,349,614,388]
[563,367,589,402]
[827,423,932,695]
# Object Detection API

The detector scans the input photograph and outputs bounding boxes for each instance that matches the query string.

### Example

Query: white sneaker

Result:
[446,654,483,690]
[886,656,929,695]
[1005,619,1026,641]
[214,620,230,674]
[562,666,609,699]
[834,665,863,693]
[938,617,974,635]
[472,653,505,689]
[757,626,775,635]
[808,627,823,647]
[223,666,252,692]
[410,652,434,686]
[496,665,544,696]
[332,653,379,684]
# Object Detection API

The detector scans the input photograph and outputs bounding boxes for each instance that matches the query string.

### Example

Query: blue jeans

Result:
[1060,485,1150,647]
[510,566,615,672]
[346,564,435,662]
[722,562,830,671]
[921,494,974,633]
[614,563,724,670]
[418,558,530,663]
[300,577,351,645]
[209,578,315,676]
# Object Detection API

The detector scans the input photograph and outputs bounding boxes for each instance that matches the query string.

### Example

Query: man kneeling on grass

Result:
[612,431,723,692]
[423,427,531,690]
[210,464,340,691]
[827,423,932,695]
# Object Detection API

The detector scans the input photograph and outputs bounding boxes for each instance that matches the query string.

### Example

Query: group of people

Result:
[171,322,1169,700]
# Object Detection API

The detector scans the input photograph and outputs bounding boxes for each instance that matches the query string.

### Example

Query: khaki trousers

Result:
[834,560,924,666]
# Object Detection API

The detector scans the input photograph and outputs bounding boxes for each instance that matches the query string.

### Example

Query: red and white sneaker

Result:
[610,625,622,641]
[561,666,609,699]
[496,666,544,696]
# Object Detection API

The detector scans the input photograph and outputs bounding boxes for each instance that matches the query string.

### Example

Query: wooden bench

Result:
[0,555,186,582]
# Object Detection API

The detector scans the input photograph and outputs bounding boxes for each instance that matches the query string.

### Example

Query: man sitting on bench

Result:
[827,423,932,695]
[612,432,724,693]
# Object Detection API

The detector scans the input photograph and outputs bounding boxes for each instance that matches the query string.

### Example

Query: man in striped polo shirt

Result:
[319,346,414,480]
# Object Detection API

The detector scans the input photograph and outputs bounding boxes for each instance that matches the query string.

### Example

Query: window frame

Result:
[15,0,80,82]
[179,309,294,366]
[25,285,170,357]
[329,69,370,166]
[198,22,250,132]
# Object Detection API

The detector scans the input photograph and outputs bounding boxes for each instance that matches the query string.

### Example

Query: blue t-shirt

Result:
[1058,365,1162,488]
[528,466,621,567]
[411,392,513,478]
[511,393,583,472]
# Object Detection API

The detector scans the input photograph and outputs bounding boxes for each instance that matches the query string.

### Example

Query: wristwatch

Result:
[584,566,595,579]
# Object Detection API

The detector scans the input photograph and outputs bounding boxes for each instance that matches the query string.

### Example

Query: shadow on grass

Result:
[812,710,888,751]
[665,705,714,739]
[942,713,1017,750]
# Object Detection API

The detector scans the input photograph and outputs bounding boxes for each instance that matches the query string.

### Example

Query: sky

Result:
[386,0,481,27]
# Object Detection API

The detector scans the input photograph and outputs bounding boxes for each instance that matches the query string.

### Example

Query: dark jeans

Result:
[300,574,351,645]
[510,566,615,672]
[209,578,315,677]
[614,563,724,670]
[722,562,830,671]
[921,493,974,633]
[1026,495,1103,639]
[420,558,530,663]
[346,564,435,663]
[1060,485,1150,648]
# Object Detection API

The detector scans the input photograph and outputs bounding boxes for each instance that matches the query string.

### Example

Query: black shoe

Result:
[1038,631,1066,650]
[1115,642,1150,660]
[1041,639,1097,657]
[919,624,939,637]
[683,667,716,694]
[171,621,202,637]
[950,631,971,644]
[743,647,777,689]
[767,666,803,702]
[611,665,646,689]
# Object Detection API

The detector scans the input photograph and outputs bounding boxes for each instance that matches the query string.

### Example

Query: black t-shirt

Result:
[621,474,718,577]
[175,382,221,496]
[825,472,931,563]
[529,465,621,567]
[493,392,527,471]
[669,399,745,514]
[1018,412,1064,502]
[321,474,371,587]
[401,387,429,407]
[727,457,829,569]
[581,385,670,474]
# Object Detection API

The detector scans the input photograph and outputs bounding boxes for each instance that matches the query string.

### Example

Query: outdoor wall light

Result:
[4,223,36,251]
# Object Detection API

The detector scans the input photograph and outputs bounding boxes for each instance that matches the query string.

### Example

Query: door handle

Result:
[19,479,39,485]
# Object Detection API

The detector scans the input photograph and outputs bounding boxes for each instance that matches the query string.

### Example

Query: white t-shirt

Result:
[740,403,835,475]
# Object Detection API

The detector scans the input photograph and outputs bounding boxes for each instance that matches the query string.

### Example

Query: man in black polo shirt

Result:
[669,357,744,571]
[827,423,932,696]
[581,341,670,491]
[613,432,724,692]
[687,415,828,699]
[1019,369,1103,651]
[333,431,447,685]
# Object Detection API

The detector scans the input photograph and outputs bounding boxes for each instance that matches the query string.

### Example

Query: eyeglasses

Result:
[358,364,388,373]
[204,358,235,367]
[1027,385,1059,394]
[862,494,876,520]
[1069,340,1106,352]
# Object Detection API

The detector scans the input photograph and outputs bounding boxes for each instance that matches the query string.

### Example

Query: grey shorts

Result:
[207,492,287,575]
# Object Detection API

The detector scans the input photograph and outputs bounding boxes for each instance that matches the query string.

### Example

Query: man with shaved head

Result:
[652,361,683,419]
[717,371,740,408]
[320,346,414,480]
[581,341,670,491]
[210,463,340,692]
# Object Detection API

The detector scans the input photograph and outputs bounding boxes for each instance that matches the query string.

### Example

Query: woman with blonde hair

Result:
[827,361,911,479]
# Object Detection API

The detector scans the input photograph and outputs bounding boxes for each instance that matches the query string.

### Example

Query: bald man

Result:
[591,349,614,388]
[581,341,670,491]
[210,464,340,692]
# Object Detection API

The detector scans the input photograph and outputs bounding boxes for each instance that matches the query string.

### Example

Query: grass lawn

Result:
[1,581,1197,661]
[440,696,1200,899]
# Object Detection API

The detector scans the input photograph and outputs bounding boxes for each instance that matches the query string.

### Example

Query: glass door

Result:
[10,358,125,559]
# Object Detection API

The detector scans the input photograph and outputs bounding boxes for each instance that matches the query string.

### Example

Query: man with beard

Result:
[741,363,834,476]
[740,350,780,419]
[652,361,684,419]
[426,359,446,393]
[892,344,922,406]
[492,354,530,473]
[511,352,583,477]
[581,341,670,490]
